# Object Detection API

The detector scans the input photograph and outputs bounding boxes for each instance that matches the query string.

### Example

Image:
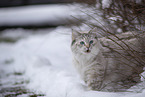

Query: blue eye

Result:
[89,40,93,44]
[80,41,85,45]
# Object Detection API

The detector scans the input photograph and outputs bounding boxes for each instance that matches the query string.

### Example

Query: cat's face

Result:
[71,31,99,55]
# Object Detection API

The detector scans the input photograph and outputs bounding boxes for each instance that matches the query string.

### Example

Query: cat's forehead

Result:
[80,32,96,38]
[75,33,97,41]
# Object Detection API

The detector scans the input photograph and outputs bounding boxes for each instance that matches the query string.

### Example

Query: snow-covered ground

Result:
[0,27,145,97]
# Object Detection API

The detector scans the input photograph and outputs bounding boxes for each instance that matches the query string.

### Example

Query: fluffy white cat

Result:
[71,30,145,91]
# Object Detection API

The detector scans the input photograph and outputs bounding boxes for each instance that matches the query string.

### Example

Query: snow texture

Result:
[0,27,145,97]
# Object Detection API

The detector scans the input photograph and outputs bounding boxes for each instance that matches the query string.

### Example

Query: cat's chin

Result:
[83,50,91,54]
[85,51,91,53]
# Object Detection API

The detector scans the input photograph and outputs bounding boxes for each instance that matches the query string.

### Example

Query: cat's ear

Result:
[72,29,81,40]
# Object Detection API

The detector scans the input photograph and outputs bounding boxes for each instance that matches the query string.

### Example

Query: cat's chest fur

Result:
[72,53,94,73]
[75,53,95,64]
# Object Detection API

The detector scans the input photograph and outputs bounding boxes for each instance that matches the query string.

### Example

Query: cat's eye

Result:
[80,41,85,45]
[89,40,93,44]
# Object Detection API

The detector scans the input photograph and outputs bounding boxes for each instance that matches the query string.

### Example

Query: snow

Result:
[0,27,145,97]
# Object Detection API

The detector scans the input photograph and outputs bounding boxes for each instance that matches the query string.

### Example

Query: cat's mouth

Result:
[85,49,91,53]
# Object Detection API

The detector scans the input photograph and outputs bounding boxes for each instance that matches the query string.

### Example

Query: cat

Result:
[71,30,145,92]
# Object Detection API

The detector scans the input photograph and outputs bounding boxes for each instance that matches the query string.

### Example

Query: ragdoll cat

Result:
[71,30,145,91]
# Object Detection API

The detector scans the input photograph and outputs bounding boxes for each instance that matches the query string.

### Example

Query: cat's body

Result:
[71,30,145,91]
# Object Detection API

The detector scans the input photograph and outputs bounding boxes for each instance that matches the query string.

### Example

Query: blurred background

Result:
[0,0,144,32]
[0,0,96,30]
[0,0,76,30]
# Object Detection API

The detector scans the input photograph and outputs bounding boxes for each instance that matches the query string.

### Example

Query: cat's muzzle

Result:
[85,47,91,53]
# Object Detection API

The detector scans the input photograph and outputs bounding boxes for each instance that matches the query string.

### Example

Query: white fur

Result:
[71,31,143,91]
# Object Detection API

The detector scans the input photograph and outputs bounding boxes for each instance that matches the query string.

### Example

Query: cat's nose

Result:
[86,47,90,53]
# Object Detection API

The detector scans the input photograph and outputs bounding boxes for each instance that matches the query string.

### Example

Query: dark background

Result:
[0,0,74,7]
